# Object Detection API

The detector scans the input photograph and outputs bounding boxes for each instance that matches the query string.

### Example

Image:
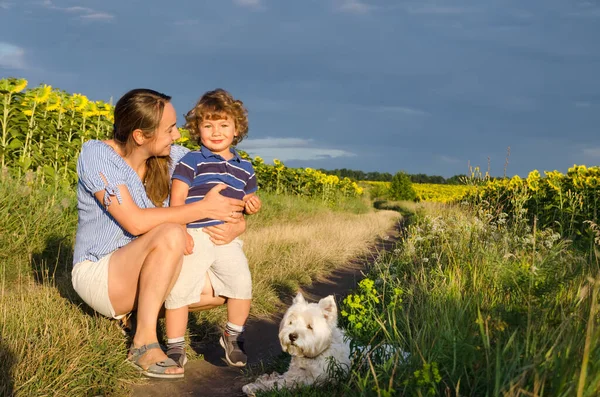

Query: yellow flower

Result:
[545,170,564,192]
[45,93,61,112]
[10,79,28,94]
[586,176,599,188]
[83,101,99,117]
[526,170,541,192]
[33,85,52,103]
[509,175,523,189]
[71,93,89,111]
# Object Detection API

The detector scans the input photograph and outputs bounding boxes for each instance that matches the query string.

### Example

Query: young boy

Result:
[166,88,261,368]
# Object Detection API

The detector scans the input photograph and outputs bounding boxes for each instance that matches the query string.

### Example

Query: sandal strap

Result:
[129,342,162,362]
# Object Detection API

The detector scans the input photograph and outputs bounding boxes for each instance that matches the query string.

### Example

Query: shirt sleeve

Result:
[245,164,258,194]
[172,152,197,186]
[77,141,125,207]
[169,144,191,177]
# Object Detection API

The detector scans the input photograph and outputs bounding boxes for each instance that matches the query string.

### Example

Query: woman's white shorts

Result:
[72,252,123,319]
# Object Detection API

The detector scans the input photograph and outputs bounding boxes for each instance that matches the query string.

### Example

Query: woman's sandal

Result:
[166,345,188,368]
[128,342,184,379]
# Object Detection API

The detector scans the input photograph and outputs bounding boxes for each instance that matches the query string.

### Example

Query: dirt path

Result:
[131,219,403,397]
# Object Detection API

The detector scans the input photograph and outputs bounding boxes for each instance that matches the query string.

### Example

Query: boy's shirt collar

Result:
[199,145,241,162]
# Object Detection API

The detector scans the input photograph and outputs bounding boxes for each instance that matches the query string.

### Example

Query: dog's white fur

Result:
[242,292,350,395]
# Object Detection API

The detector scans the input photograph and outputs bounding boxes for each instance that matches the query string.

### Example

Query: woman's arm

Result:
[94,183,245,236]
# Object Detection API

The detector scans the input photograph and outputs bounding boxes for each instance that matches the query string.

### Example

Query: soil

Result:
[131,219,403,397]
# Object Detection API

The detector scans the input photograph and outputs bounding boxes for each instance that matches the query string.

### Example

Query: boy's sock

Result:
[167,336,185,349]
[225,322,245,336]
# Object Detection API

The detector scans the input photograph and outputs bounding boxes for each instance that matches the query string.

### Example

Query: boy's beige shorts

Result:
[165,229,252,310]
[71,230,252,318]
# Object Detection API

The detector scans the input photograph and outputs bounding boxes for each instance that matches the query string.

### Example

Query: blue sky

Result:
[1,0,599,177]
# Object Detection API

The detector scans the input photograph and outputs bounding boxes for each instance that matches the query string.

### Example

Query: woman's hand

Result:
[198,184,245,223]
[203,217,246,245]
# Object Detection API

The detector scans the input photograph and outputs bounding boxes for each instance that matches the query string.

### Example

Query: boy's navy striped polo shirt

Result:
[172,145,257,228]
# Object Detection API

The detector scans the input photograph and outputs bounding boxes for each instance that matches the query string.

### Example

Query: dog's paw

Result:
[242,383,258,396]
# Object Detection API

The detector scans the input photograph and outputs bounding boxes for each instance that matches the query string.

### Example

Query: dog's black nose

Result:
[289,333,298,342]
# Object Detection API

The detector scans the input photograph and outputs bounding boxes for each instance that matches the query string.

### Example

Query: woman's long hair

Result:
[113,88,172,207]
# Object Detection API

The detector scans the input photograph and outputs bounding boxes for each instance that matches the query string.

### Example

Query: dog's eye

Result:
[307,324,313,330]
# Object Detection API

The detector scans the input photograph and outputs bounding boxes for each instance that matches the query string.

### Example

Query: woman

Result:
[72,88,245,378]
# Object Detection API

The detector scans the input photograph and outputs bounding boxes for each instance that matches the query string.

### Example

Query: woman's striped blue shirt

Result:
[73,140,189,265]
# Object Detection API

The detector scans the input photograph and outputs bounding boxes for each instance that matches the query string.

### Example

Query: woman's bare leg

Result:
[107,223,186,374]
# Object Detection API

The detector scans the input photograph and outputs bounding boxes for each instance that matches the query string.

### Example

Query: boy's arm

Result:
[171,179,190,207]
[243,163,260,215]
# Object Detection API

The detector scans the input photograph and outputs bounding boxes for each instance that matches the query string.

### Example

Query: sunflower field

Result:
[466,166,600,238]
[363,180,473,203]
[0,78,113,189]
[0,78,362,199]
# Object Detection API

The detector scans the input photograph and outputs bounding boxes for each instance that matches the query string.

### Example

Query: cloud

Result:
[233,0,263,9]
[64,6,94,13]
[355,104,430,116]
[242,137,313,149]
[239,137,355,162]
[583,147,600,158]
[406,5,476,15]
[40,0,114,21]
[79,12,114,21]
[335,0,372,14]
[0,1,13,10]
[438,155,462,164]
[0,42,26,70]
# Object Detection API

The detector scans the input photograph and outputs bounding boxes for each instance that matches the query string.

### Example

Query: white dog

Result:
[242,292,351,395]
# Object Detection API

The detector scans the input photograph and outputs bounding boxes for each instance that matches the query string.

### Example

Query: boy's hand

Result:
[184,230,195,255]
[243,194,262,215]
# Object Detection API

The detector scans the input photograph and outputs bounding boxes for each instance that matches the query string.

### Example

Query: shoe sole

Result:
[219,336,247,367]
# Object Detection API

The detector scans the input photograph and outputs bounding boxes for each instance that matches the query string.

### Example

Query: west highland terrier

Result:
[242,292,350,395]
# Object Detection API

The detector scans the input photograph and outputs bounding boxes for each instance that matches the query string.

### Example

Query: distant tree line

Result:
[317,168,468,185]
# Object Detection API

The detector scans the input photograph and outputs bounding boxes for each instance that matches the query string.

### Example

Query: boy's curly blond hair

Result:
[184,88,249,146]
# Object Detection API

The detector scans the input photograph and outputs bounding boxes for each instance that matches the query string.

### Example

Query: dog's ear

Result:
[293,292,306,305]
[318,295,337,325]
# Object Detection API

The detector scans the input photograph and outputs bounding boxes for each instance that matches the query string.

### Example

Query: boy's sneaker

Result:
[219,331,247,367]
[166,345,188,368]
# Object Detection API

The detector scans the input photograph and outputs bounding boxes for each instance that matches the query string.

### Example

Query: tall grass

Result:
[0,174,398,396]
[331,202,600,396]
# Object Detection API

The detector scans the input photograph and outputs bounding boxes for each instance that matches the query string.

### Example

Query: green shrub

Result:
[388,171,416,201]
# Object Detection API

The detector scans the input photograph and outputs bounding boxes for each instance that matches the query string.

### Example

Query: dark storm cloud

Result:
[1,0,599,176]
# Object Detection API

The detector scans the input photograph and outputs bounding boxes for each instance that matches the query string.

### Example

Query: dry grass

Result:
[244,210,400,316]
